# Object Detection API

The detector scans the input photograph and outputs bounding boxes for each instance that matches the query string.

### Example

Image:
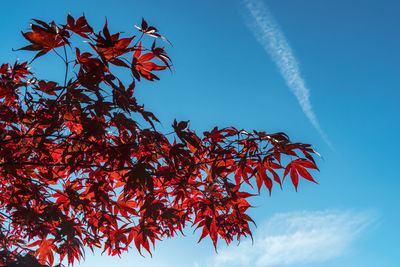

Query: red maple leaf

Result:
[18,19,67,61]
[131,43,167,81]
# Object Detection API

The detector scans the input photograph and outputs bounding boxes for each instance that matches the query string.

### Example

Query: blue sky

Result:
[1,0,400,266]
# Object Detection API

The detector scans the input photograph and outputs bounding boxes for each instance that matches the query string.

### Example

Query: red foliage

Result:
[0,16,319,266]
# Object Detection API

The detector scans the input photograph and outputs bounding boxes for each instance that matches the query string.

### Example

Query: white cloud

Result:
[243,0,332,148]
[213,210,376,267]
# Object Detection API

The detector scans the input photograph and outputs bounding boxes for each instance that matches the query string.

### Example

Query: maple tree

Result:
[0,15,319,267]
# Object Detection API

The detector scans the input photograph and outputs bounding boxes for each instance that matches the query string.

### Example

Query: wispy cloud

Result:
[213,210,376,267]
[243,0,332,148]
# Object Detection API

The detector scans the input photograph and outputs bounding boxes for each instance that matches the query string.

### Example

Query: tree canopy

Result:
[0,15,319,266]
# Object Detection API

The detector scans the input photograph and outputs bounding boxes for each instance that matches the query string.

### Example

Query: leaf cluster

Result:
[0,15,319,266]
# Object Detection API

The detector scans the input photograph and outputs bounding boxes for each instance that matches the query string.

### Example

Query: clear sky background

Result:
[1,0,399,266]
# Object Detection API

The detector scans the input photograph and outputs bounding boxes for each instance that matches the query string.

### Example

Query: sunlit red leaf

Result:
[28,239,56,266]
[131,43,167,81]
[18,21,66,61]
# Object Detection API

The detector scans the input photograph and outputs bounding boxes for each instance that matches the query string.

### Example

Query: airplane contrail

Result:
[243,0,332,148]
